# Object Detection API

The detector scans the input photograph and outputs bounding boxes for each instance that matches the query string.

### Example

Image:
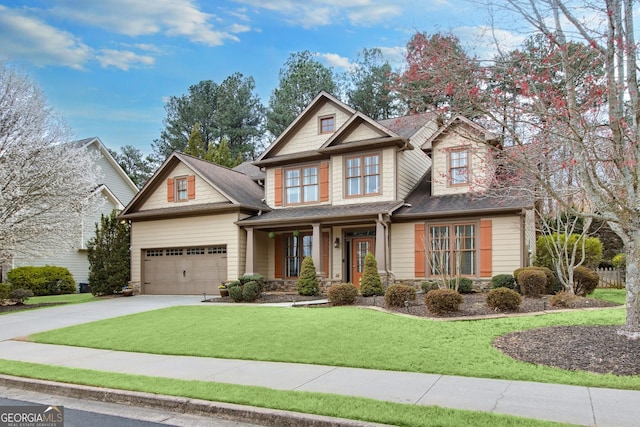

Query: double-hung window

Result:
[175,177,188,201]
[428,223,476,276]
[345,153,380,197]
[449,149,469,185]
[285,165,318,205]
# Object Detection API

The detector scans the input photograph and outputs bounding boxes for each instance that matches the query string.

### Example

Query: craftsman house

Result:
[120,92,534,295]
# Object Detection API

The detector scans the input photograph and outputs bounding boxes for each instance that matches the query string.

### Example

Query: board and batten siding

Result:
[141,163,229,211]
[332,148,396,205]
[276,104,351,156]
[130,213,241,285]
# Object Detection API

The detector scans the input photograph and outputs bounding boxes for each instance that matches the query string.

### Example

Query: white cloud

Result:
[51,0,240,46]
[0,5,92,69]
[315,52,354,71]
[96,49,155,70]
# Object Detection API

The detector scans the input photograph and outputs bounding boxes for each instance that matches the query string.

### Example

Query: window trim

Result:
[319,114,336,134]
[448,148,470,187]
[344,152,381,198]
[175,176,189,202]
[284,164,320,206]
[426,221,479,278]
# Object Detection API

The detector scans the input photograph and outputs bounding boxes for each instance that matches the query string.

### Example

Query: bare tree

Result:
[395,1,640,337]
[0,61,101,266]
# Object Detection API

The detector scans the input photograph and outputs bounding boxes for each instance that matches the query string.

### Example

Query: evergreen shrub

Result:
[384,284,416,308]
[242,281,261,302]
[7,266,76,296]
[297,256,319,296]
[424,289,463,314]
[359,252,384,297]
[517,269,547,297]
[8,288,34,305]
[573,266,599,296]
[448,277,474,293]
[327,283,358,306]
[486,288,522,311]
[491,274,516,290]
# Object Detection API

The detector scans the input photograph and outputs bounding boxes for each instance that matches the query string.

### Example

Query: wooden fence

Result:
[596,267,624,289]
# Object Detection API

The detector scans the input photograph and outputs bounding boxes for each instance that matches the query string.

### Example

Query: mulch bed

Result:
[0,302,65,313]
[214,291,639,376]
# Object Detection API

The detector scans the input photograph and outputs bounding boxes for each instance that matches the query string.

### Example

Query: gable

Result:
[83,139,138,205]
[138,162,230,211]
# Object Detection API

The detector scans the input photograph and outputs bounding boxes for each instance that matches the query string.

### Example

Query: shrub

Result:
[421,281,440,293]
[238,274,265,292]
[242,281,261,302]
[447,277,474,293]
[87,210,130,296]
[491,274,516,290]
[548,290,580,308]
[515,267,554,294]
[0,283,10,301]
[535,233,603,269]
[486,288,522,311]
[8,288,34,305]
[612,253,626,270]
[424,289,464,315]
[229,285,243,302]
[573,266,599,296]
[7,266,76,296]
[359,253,384,297]
[297,256,319,296]
[517,269,547,297]
[327,283,358,306]
[384,284,416,308]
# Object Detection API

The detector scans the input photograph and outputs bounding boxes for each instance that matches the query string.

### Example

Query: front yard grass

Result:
[26,293,97,305]
[29,301,638,390]
[591,288,626,305]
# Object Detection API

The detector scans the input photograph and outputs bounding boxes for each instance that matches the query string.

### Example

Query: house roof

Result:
[120,151,268,218]
[421,115,498,152]
[378,112,439,139]
[232,161,265,182]
[394,169,533,219]
[237,201,404,227]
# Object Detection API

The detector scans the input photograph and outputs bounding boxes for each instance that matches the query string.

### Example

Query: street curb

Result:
[0,374,387,427]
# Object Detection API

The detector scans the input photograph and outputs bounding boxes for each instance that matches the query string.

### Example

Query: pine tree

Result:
[87,210,130,296]
[297,256,319,296]
[360,252,384,296]
[184,123,205,158]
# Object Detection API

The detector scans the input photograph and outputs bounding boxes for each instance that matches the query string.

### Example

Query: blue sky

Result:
[0,1,524,155]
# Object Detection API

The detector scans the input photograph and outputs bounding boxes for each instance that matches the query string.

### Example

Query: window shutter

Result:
[320,162,329,202]
[187,175,196,200]
[415,223,426,277]
[323,232,329,274]
[167,178,175,202]
[480,220,492,277]
[274,234,283,279]
[274,168,283,206]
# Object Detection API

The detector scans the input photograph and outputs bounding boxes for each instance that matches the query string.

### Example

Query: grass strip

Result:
[29,303,639,390]
[591,288,626,305]
[0,359,571,427]
[26,293,97,305]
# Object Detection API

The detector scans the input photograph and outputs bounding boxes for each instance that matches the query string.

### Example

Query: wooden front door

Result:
[351,237,374,287]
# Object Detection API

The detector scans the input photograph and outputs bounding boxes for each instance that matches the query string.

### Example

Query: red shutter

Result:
[274,234,283,279]
[187,175,196,200]
[320,162,329,202]
[167,178,175,202]
[274,168,283,206]
[415,223,426,277]
[323,232,329,275]
[480,220,492,277]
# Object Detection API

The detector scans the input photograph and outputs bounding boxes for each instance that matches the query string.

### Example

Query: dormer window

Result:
[319,115,335,134]
[449,149,469,185]
[175,177,188,201]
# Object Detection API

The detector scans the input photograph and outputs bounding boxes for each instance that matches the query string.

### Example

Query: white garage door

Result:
[143,246,227,295]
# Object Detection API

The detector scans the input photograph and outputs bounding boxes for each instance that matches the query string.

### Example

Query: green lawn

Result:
[30,299,637,390]
[26,293,97,305]
[591,288,627,305]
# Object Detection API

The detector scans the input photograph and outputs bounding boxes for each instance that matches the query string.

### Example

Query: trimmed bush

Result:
[486,288,522,311]
[448,277,474,293]
[360,252,384,297]
[8,288,34,305]
[549,290,580,308]
[327,283,358,306]
[0,283,10,301]
[424,289,464,315]
[242,281,261,302]
[421,281,440,293]
[384,284,416,308]
[573,266,599,296]
[238,274,265,292]
[515,267,554,294]
[517,269,547,297]
[491,274,516,290]
[297,256,319,296]
[229,284,243,302]
[7,266,76,296]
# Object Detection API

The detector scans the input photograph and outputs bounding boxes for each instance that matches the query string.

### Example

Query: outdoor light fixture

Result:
[334,237,340,248]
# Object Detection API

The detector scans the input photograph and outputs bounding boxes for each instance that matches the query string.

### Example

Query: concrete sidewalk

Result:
[0,296,639,426]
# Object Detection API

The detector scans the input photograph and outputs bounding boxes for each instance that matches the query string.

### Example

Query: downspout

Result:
[378,213,392,282]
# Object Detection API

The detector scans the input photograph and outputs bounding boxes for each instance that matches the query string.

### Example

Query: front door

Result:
[351,237,374,287]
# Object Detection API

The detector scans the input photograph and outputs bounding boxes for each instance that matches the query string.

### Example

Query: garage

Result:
[142,245,227,295]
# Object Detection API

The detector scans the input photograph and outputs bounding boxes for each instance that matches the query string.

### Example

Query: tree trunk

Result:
[619,233,640,339]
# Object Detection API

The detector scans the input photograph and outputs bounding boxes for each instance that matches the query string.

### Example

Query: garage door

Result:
[143,246,227,295]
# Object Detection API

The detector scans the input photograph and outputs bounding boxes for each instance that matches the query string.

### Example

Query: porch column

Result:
[312,222,324,277]
[375,219,387,275]
[244,227,256,276]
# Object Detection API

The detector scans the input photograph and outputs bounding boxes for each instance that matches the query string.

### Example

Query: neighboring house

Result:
[12,137,138,285]
[120,92,534,295]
